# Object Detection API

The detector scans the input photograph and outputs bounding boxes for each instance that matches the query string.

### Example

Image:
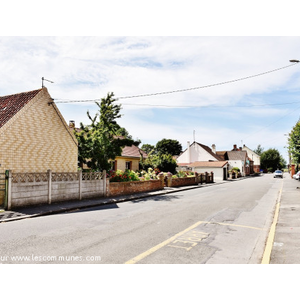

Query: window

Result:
[125,161,132,170]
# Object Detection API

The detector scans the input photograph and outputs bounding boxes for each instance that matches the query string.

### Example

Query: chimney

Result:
[233,144,237,151]
[239,147,242,151]
[212,144,216,154]
[69,120,75,129]
[187,141,191,163]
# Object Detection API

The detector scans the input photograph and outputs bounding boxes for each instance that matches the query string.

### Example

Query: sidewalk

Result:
[0,181,225,223]
[270,175,300,263]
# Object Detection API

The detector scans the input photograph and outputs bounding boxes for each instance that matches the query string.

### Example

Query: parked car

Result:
[273,170,283,178]
[293,171,300,180]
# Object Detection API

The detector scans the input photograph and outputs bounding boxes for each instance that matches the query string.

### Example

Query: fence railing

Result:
[12,171,104,183]
[8,170,106,209]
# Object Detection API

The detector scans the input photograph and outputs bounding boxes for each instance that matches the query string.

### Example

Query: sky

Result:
[2,0,300,295]
[1,2,300,165]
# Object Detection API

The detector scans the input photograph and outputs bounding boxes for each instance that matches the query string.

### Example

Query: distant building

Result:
[242,144,260,173]
[177,141,228,181]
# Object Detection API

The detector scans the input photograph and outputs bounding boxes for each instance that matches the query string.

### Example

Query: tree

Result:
[260,148,286,172]
[75,92,139,171]
[254,144,264,156]
[288,121,300,164]
[155,139,182,156]
[141,144,156,155]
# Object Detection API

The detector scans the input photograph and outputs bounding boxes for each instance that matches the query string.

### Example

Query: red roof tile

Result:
[0,89,42,128]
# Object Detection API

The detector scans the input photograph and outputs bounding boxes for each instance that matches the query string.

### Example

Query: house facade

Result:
[177,142,228,181]
[111,144,147,172]
[242,144,260,173]
[220,144,254,176]
[226,150,251,176]
[0,87,78,174]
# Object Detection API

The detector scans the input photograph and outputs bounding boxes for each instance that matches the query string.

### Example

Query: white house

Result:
[226,150,249,176]
[177,142,228,181]
[242,144,260,173]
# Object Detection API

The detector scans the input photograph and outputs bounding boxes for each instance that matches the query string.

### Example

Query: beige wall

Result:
[114,157,140,172]
[0,88,78,173]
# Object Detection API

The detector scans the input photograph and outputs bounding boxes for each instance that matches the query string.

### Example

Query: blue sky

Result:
[1,3,300,164]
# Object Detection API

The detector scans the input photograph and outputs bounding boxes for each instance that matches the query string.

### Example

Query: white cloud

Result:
[1,36,300,161]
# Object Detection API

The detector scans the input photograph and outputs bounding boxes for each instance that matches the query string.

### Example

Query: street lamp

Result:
[290,60,300,63]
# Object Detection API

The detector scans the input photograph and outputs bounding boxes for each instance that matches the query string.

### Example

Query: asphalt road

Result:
[0,174,281,264]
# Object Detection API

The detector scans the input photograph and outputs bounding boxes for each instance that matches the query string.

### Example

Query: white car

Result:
[293,171,300,180]
[273,170,283,178]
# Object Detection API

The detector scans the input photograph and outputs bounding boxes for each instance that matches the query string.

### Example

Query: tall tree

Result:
[141,144,156,155]
[260,148,286,172]
[288,121,300,164]
[156,139,182,156]
[254,144,264,156]
[75,92,139,171]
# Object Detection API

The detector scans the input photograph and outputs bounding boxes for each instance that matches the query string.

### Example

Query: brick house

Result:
[0,87,78,174]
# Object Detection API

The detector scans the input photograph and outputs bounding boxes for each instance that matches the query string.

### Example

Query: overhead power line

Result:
[54,62,299,104]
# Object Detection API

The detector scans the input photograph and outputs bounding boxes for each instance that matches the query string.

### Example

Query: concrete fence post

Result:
[106,178,110,196]
[103,170,106,196]
[7,170,12,210]
[78,169,82,200]
[47,169,52,204]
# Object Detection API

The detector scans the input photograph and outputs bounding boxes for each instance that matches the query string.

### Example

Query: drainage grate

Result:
[0,211,27,221]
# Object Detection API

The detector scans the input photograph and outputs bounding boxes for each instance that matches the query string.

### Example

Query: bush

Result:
[109,169,140,182]
[154,154,178,174]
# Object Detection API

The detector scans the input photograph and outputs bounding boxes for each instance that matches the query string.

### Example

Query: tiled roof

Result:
[216,151,227,160]
[227,150,247,161]
[121,145,148,158]
[188,161,228,168]
[196,142,223,161]
[0,89,42,128]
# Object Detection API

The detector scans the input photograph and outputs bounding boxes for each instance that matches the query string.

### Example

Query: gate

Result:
[0,171,8,209]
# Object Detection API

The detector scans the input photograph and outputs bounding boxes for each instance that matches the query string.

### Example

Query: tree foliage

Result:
[260,148,286,172]
[254,144,264,156]
[139,138,181,173]
[155,138,182,156]
[288,121,300,164]
[75,92,139,171]
[141,144,156,155]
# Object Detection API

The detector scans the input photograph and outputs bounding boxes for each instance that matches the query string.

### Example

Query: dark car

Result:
[273,170,283,178]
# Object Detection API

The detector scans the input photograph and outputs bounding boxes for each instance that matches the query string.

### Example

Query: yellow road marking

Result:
[261,183,283,264]
[202,221,263,231]
[125,220,263,264]
[125,221,204,264]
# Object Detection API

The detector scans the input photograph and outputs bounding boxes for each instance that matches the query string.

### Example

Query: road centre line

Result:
[125,220,263,264]
[261,182,283,264]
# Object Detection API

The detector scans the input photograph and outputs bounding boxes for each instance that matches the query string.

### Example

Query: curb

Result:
[0,179,239,223]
